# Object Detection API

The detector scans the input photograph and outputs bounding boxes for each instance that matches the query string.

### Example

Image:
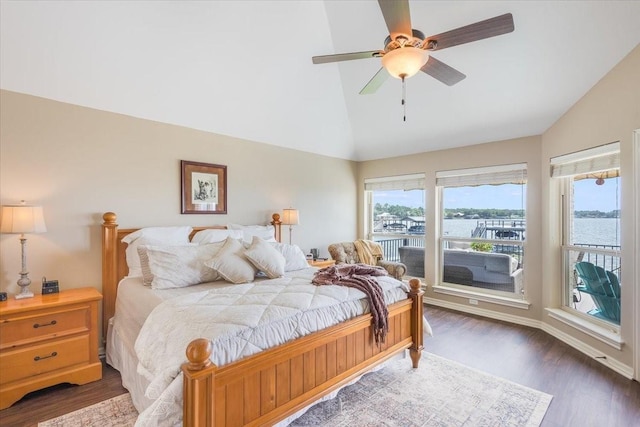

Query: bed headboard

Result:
[101,211,282,340]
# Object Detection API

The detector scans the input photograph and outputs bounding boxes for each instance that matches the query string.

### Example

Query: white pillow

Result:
[271,242,309,271]
[144,243,224,289]
[205,238,258,284]
[244,236,286,279]
[122,226,192,277]
[227,223,277,244]
[192,228,243,244]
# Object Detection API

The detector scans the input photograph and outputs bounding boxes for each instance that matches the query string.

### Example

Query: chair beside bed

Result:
[101,212,424,427]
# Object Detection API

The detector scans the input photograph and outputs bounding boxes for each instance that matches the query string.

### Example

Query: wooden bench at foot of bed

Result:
[182,279,424,427]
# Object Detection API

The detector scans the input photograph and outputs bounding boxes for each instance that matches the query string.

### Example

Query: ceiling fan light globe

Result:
[381,47,429,79]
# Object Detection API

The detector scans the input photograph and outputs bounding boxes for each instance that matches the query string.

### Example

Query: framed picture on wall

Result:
[181,160,227,214]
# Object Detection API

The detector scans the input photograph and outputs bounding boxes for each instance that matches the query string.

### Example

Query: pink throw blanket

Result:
[312,263,389,344]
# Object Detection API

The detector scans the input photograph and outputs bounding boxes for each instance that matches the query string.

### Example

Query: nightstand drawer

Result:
[0,306,90,350]
[0,335,90,385]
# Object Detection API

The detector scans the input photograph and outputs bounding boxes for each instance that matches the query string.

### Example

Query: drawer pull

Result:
[33,320,57,328]
[34,351,58,361]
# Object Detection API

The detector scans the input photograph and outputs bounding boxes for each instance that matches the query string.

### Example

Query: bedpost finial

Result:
[186,338,213,371]
[272,213,281,223]
[103,212,117,225]
[409,278,422,293]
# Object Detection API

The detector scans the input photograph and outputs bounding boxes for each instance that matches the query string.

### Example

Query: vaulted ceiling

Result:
[1,1,639,161]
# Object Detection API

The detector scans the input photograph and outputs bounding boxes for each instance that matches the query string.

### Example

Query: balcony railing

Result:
[573,243,621,273]
[373,234,425,262]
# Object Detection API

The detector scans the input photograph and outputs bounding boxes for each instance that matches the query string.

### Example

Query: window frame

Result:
[436,163,528,301]
[363,174,426,272]
[552,142,622,332]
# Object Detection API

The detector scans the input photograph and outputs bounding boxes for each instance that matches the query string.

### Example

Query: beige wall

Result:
[0,91,358,301]
[358,136,543,321]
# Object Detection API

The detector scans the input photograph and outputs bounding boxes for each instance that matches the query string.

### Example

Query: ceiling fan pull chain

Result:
[402,75,407,122]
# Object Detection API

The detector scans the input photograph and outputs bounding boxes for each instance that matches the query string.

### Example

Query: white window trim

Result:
[546,308,623,350]
[433,284,530,309]
[364,174,426,248]
[633,129,640,381]
[437,164,527,298]
[555,144,622,336]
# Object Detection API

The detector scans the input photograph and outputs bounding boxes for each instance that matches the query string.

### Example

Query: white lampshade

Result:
[0,205,47,234]
[382,47,429,79]
[281,208,300,226]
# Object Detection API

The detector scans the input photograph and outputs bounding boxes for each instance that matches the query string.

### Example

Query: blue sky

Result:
[374,178,620,211]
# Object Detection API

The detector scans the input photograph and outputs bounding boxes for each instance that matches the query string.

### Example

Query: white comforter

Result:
[133,273,409,427]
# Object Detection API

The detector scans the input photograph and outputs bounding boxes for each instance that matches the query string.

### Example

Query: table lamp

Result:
[281,208,299,245]
[0,202,47,299]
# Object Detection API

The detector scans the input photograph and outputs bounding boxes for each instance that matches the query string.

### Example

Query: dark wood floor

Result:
[425,306,640,427]
[0,361,126,427]
[1,305,638,426]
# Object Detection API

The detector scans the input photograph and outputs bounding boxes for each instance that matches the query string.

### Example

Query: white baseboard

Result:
[425,298,634,379]
[424,297,541,328]
[540,322,633,379]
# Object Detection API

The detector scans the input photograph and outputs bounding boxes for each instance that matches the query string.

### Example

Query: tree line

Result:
[375,203,619,219]
[574,210,619,218]
[374,203,424,217]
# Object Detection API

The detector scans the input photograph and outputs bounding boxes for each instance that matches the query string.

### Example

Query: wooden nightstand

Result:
[308,259,336,268]
[0,287,103,409]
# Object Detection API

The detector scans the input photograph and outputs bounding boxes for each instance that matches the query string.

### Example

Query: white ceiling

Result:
[2,1,639,161]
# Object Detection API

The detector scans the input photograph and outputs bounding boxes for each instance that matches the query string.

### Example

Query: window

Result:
[551,143,621,327]
[364,174,425,277]
[436,164,527,297]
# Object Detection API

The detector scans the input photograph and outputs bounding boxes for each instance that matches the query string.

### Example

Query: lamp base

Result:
[16,268,34,299]
[15,289,34,299]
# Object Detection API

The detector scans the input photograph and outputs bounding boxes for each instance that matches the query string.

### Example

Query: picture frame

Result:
[181,160,227,214]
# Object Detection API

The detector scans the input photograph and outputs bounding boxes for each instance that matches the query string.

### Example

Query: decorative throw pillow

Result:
[122,226,193,277]
[227,223,277,244]
[244,236,286,279]
[191,228,243,244]
[144,243,224,289]
[137,245,154,286]
[271,242,310,271]
[205,237,258,284]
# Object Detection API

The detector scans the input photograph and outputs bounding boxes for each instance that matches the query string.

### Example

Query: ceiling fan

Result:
[312,0,515,94]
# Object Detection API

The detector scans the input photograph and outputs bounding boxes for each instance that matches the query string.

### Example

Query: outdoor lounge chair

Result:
[574,261,621,323]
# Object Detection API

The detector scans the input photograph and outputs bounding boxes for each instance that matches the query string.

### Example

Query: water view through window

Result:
[565,174,621,325]
[440,180,526,295]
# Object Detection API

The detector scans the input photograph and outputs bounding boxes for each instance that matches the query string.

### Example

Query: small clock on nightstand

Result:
[308,259,336,268]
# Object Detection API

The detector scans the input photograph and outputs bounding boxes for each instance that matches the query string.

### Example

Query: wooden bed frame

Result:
[101,212,424,427]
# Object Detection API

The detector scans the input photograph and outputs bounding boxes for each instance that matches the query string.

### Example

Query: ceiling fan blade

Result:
[420,56,466,86]
[378,0,412,40]
[312,50,380,64]
[425,13,514,51]
[360,68,389,95]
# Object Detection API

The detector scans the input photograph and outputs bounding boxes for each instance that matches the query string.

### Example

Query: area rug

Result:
[38,393,137,427]
[290,352,552,426]
[39,352,552,427]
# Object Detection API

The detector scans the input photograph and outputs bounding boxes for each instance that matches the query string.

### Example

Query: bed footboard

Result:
[182,279,424,427]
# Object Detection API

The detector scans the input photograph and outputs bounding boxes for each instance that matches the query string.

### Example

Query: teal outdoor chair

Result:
[574,261,621,323]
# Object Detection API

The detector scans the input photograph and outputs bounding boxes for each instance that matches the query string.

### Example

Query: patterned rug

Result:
[38,393,137,427]
[39,353,552,427]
